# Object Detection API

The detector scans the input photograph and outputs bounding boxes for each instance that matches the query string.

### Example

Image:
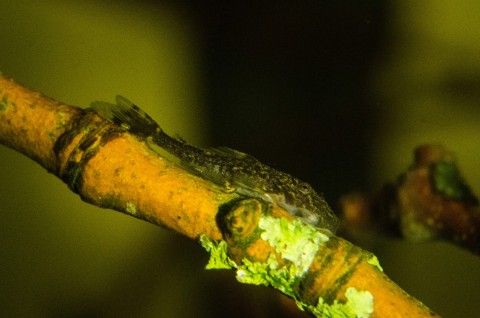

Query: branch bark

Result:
[0,74,439,317]
[341,145,480,255]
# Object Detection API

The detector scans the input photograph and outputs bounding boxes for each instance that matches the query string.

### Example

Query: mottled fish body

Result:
[91,96,338,232]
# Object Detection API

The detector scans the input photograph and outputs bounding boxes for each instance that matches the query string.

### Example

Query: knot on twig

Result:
[217,198,264,248]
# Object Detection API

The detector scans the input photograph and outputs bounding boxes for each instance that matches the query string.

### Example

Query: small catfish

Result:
[91,96,338,232]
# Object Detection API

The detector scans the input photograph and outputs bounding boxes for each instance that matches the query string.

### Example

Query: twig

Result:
[341,145,480,254]
[0,74,439,317]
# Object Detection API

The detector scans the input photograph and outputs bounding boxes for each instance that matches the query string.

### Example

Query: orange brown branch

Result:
[0,74,439,317]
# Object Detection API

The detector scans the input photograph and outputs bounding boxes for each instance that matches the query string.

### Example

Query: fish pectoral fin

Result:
[178,160,205,176]
[208,146,250,159]
[234,181,278,205]
[176,160,235,194]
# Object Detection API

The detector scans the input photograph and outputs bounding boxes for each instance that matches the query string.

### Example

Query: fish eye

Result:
[299,183,311,194]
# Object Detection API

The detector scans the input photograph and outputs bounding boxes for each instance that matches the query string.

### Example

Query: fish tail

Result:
[113,95,162,137]
[91,95,162,138]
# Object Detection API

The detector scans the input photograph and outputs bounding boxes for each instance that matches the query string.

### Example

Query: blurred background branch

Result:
[340,144,480,254]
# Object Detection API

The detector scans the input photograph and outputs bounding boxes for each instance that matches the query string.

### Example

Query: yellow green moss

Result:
[308,287,374,318]
[199,235,237,270]
[200,215,340,316]
[367,255,383,272]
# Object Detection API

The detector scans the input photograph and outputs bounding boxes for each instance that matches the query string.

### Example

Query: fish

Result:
[91,96,338,232]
